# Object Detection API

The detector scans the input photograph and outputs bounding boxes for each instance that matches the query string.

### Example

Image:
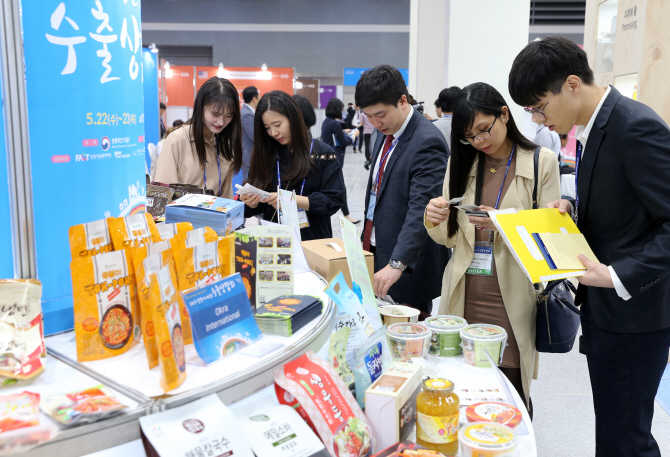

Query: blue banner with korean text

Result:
[0,33,12,279]
[142,48,159,173]
[22,0,145,333]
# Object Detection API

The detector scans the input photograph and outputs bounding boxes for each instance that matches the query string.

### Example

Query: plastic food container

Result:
[386,322,431,362]
[460,324,508,367]
[465,402,523,429]
[458,422,518,457]
[425,315,468,357]
[379,305,420,326]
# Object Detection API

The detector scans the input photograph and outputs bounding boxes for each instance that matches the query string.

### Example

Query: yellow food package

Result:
[147,265,187,393]
[175,236,235,294]
[71,249,140,362]
[130,241,184,368]
[68,218,113,259]
[168,226,218,252]
[107,213,161,250]
[157,222,193,241]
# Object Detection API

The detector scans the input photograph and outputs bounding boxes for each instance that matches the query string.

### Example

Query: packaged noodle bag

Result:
[169,226,218,252]
[274,351,377,457]
[157,222,193,241]
[146,265,187,393]
[129,241,172,327]
[107,213,161,250]
[69,218,113,259]
[175,236,235,293]
[71,249,140,362]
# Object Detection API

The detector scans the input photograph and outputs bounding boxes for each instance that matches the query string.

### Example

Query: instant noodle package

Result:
[274,351,376,457]
[108,213,161,250]
[157,222,193,241]
[146,265,187,393]
[0,391,58,455]
[175,236,235,293]
[41,385,127,426]
[71,249,140,362]
[69,218,113,259]
[0,280,46,383]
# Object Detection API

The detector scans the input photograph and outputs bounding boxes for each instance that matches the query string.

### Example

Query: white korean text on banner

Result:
[142,48,159,171]
[22,0,145,333]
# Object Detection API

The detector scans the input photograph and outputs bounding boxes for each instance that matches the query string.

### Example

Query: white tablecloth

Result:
[560,174,576,198]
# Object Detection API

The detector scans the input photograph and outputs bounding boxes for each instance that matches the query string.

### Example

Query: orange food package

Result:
[71,249,140,362]
[107,213,161,250]
[69,218,113,259]
[175,236,235,294]
[157,222,193,241]
[146,265,187,393]
[169,226,218,252]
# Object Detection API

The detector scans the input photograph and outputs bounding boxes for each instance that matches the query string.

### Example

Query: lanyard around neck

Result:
[485,144,516,241]
[575,141,583,223]
[203,136,221,196]
[277,139,314,195]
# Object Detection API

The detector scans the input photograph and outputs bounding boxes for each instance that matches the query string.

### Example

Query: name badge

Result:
[298,208,310,228]
[466,243,493,276]
[366,192,377,221]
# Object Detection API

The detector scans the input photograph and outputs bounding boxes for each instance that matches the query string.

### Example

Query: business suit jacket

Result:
[575,86,670,333]
[240,103,254,182]
[363,109,450,307]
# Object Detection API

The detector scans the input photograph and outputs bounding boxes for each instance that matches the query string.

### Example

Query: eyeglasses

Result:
[460,116,498,145]
[523,84,562,119]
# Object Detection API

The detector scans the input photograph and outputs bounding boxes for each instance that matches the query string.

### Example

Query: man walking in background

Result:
[432,86,460,151]
[241,86,259,182]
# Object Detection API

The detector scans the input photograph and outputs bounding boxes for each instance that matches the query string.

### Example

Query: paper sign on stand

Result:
[278,189,302,241]
[182,273,262,366]
[338,217,382,329]
[260,220,311,273]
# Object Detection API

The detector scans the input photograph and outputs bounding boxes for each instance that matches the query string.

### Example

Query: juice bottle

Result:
[416,378,460,456]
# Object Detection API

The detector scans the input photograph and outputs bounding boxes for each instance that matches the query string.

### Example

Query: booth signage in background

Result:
[343,68,410,86]
[194,66,295,106]
[22,0,145,334]
[294,78,319,109]
[142,48,160,172]
[319,85,336,109]
[0,38,13,279]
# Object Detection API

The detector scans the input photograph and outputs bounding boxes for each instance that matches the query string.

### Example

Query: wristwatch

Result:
[389,259,407,272]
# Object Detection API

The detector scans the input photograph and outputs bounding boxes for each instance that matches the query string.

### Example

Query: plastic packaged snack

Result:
[274,351,376,457]
[147,265,187,393]
[69,218,113,259]
[0,391,57,455]
[175,236,235,293]
[169,226,218,252]
[41,385,127,426]
[157,222,193,241]
[71,249,140,362]
[353,327,393,410]
[107,213,161,250]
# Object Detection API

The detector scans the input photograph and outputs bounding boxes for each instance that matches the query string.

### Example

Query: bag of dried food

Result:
[146,265,187,393]
[41,385,127,426]
[157,222,193,241]
[169,226,218,252]
[69,218,113,259]
[108,213,161,250]
[71,250,140,361]
[175,236,235,293]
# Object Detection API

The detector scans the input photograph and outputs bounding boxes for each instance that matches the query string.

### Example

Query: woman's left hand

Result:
[468,205,498,231]
[262,192,278,209]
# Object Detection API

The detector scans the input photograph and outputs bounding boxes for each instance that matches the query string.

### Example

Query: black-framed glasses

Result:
[524,84,562,118]
[459,116,498,145]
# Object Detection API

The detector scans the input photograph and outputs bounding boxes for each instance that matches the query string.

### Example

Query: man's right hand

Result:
[546,199,574,216]
[425,197,450,225]
[240,193,262,208]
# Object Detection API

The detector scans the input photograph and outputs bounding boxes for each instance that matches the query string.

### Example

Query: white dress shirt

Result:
[574,86,630,301]
[371,106,414,246]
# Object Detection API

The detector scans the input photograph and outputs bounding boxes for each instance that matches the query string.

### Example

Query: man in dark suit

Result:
[241,86,259,182]
[355,65,450,315]
[509,37,670,457]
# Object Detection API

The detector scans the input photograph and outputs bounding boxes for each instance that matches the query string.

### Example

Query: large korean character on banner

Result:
[22,0,146,333]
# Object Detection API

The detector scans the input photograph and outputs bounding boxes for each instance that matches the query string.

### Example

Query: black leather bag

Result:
[531,147,581,353]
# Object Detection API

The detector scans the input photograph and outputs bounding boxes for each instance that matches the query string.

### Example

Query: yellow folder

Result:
[490,208,590,283]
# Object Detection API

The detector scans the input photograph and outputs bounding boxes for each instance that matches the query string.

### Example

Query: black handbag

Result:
[531,147,581,353]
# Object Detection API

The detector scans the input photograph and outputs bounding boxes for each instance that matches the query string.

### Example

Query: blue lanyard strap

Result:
[277,139,314,195]
[486,144,516,241]
[575,141,582,222]
[374,135,402,193]
[203,137,222,196]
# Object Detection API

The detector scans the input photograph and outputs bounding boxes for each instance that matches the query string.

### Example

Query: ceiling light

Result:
[149,43,158,53]
[261,63,267,71]
[217,62,225,78]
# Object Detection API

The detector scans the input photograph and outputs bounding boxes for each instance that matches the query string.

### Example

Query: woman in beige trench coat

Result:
[424,83,560,414]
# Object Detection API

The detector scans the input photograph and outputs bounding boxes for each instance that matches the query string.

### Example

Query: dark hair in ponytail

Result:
[447,82,536,238]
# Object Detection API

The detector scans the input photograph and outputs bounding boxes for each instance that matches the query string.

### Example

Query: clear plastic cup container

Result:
[425,315,468,357]
[458,422,518,457]
[459,324,508,367]
[386,322,431,362]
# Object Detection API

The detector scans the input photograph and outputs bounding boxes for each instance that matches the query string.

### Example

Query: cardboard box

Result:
[364,362,423,450]
[165,194,244,236]
[300,238,374,289]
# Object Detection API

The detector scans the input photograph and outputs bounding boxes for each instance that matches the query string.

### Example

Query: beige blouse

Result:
[154,125,234,199]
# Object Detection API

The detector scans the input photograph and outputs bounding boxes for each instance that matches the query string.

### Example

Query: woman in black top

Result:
[241,91,345,240]
[321,97,360,224]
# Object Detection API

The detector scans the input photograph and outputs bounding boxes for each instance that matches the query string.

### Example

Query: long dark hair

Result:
[447,82,536,238]
[185,77,242,176]
[247,90,313,191]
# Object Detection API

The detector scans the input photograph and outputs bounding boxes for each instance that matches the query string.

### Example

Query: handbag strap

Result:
[532,146,540,210]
